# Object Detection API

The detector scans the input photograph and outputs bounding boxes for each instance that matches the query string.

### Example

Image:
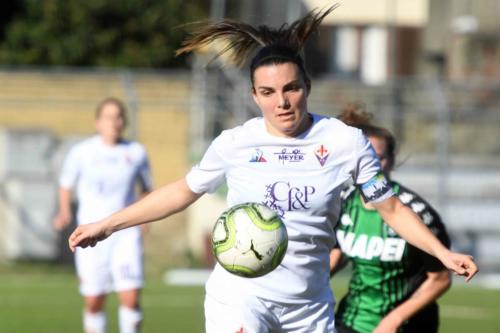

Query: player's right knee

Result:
[85,296,106,313]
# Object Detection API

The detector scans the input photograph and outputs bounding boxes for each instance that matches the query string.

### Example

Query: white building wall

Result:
[360,26,388,85]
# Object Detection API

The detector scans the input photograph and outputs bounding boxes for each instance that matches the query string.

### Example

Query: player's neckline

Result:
[262,113,316,141]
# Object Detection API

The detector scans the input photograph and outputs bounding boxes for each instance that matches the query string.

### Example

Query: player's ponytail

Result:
[338,102,373,127]
[176,4,339,88]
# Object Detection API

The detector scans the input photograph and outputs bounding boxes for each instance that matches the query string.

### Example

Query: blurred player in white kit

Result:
[53,97,152,333]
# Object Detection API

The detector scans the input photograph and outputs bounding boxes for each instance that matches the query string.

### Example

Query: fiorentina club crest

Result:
[314,144,329,166]
[249,148,267,162]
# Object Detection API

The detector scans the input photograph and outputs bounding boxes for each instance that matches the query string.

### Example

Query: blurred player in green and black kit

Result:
[330,103,452,333]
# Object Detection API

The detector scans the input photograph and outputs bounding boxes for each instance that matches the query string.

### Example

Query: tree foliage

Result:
[0,0,209,67]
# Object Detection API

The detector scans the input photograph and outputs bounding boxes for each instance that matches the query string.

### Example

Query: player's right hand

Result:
[68,222,111,252]
[53,211,71,231]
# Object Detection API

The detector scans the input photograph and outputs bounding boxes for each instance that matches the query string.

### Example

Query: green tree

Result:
[0,0,208,67]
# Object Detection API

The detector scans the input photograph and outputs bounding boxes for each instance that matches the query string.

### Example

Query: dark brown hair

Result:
[339,102,397,171]
[176,4,338,89]
[95,97,127,125]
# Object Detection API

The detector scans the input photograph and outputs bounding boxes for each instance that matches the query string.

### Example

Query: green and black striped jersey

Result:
[335,182,450,333]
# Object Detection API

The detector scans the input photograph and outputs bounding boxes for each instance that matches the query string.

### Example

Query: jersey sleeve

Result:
[59,146,81,190]
[137,148,153,193]
[399,185,451,272]
[185,138,227,194]
[352,131,394,204]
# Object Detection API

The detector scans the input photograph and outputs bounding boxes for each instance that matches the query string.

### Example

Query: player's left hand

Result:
[439,250,478,282]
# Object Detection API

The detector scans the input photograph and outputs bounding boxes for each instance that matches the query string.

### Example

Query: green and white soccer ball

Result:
[211,202,288,278]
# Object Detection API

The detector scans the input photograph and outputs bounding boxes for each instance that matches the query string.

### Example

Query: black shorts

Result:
[335,303,439,333]
[403,302,439,333]
[335,321,359,333]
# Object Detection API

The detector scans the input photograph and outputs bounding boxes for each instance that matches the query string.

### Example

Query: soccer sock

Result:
[119,306,143,333]
[83,311,106,333]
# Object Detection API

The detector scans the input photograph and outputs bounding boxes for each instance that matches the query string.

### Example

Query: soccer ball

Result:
[211,202,288,278]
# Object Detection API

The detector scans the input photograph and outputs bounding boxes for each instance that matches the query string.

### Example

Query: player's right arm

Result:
[54,144,81,231]
[53,187,73,230]
[69,177,202,251]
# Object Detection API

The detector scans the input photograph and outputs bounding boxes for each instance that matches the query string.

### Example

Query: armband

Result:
[359,172,393,204]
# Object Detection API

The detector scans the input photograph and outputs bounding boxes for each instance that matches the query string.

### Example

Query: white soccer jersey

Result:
[186,114,393,304]
[60,136,152,225]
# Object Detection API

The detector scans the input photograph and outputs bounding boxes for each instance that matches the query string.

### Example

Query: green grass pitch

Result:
[1,264,499,332]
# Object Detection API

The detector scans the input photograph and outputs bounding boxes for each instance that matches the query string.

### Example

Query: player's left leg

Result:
[117,289,142,333]
[280,300,336,332]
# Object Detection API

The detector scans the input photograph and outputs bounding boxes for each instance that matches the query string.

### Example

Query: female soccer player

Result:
[68,6,477,333]
[54,97,152,333]
[330,104,452,333]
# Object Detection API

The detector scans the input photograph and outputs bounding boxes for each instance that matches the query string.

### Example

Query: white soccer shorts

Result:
[204,293,336,333]
[75,227,143,296]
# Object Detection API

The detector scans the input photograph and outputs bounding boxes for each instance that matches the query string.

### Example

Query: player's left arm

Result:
[374,196,478,282]
[353,131,477,281]
[373,269,451,333]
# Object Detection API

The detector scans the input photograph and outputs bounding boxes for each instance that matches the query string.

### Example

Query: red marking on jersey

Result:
[314,144,330,166]
[235,327,244,333]
[316,144,328,157]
